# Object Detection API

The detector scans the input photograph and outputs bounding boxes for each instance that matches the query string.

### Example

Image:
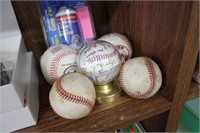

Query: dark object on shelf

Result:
[0,62,13,86]
[193,68,199,83]
[192,55,199,83]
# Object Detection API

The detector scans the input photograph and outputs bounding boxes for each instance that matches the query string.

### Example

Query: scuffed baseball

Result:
[40,45,78,85]
[119,57,162,99]
[49,73,96,119]
[98,33,133,60]
[77,40,121,85]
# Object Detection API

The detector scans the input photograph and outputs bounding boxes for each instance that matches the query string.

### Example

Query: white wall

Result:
[0,0,21,38]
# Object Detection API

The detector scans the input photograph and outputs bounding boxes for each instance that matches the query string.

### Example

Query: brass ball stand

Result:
[95,77,122,104]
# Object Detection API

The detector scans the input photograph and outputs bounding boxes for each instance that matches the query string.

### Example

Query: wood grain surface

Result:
[140,111,169,132]
[128,1,193,101]
[165,2,199,131]
[89,1,131,38]
[12,1,46,61]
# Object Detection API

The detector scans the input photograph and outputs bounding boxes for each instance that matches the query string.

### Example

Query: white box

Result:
[0,0,27,114]
[0,35,27,114]
[0,52,39,132]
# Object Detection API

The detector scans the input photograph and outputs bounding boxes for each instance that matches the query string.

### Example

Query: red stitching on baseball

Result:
[115,44,130,59]
[55,75,94,111]
[86,50,117,64]
[49,50,77,82]
[113,33,133,58]
[119,63,135,97]
[119,57,157,98]
[97,55,100,61]
[144,57,157,97]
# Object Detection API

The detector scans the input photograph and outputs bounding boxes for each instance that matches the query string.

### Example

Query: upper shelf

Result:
[186,81,199,101]
[18,72,171,132]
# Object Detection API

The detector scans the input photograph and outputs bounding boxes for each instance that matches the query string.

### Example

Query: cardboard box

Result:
[0,52,39,132]
[0,35,27,114]
[0,0,27,114]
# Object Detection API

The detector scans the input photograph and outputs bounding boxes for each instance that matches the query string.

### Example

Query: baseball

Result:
[98,33,133,60]
[40,45,78,85]
[77,40,121,85]
[119,57,162,99]
[49,73,96,119]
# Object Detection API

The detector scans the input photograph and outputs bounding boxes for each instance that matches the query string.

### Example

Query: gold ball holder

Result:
[95,78,122,104]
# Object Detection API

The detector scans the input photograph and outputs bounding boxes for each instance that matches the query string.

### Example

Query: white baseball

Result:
[49,73,96,119]
[98,33,133,60]
[40,45,78,85]
[77,40,121,85]
[119,57,162,99]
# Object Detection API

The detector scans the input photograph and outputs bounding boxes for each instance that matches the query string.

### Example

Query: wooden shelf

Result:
[19,94,170,132]
[186,81,199,101]
[11,1,199,132]
[18,72,171,132]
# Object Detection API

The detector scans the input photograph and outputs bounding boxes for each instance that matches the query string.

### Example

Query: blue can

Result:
[56,6,82,50]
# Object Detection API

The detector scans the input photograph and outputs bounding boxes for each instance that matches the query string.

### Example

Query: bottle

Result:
[56,6,82,50]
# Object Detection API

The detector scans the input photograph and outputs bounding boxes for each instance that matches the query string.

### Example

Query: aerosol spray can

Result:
[56,6,82,50]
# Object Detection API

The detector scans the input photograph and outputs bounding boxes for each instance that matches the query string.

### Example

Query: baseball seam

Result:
[55,75,94,111]
[86,49,117,64]
[119,57,157,98]
[113,33,133,58]
[115,44,130,59]
[49,50,77,82]
[144,57,157,97]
